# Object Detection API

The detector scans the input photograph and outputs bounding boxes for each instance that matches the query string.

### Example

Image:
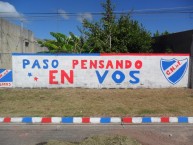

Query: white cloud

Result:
[58,9,69,20]
[0,1,24,21]
[77,12,93,22]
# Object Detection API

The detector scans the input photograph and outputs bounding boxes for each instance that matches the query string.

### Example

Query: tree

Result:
[80,0,152,53]
[38,32,83,53]
[114,15,152,52]
[153,30,170,37]
[38,0,152,53]
[153,30,160,37]
[152,30,172,53]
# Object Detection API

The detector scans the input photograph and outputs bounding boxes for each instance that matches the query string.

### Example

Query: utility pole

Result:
[109,29,111,52]
[109,22,113,52]
[20,20,24,53]
[190,35,193,89]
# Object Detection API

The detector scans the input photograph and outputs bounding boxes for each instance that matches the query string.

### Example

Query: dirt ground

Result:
[118,125,193,145]
[30,124,193,145]
[2,124,192,145]
[44,124,193,145]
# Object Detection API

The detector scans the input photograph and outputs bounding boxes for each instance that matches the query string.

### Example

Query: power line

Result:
[1,5,193,14]
[0,6,193,20]
[117,5,193,13]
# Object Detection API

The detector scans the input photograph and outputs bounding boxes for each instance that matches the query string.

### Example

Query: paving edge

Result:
[0,117,193,124]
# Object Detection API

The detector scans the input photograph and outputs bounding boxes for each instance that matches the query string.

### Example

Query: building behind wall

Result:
[0,18,47,69]
[152,29,193,53]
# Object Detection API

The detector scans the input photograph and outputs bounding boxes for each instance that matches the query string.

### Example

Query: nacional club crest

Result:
[0,69,13,87]
[160,58,188,85]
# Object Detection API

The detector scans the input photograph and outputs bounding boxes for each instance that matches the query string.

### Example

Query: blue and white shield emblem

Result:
[160,58,188,85]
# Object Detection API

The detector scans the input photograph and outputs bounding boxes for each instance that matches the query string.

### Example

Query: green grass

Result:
[137,109,158,115]
[0,88,193,117]
[45,135,141,145]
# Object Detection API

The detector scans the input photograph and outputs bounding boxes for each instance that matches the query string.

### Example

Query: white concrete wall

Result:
[12,53,190,88]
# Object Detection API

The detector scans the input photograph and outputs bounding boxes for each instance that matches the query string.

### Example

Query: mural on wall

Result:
[0,69,13,87]
[12,53,189,88]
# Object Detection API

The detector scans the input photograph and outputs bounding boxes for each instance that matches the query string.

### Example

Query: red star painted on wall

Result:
[34,77,38,81]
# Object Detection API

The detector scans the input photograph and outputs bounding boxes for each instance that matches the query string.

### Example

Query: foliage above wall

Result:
[38,0,153,53]
[38,32,84,53]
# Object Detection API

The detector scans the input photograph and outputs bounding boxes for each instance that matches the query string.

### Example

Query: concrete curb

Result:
[0,117,192,124]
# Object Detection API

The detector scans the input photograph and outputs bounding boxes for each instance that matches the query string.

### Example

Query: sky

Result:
[0,0,193,39]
